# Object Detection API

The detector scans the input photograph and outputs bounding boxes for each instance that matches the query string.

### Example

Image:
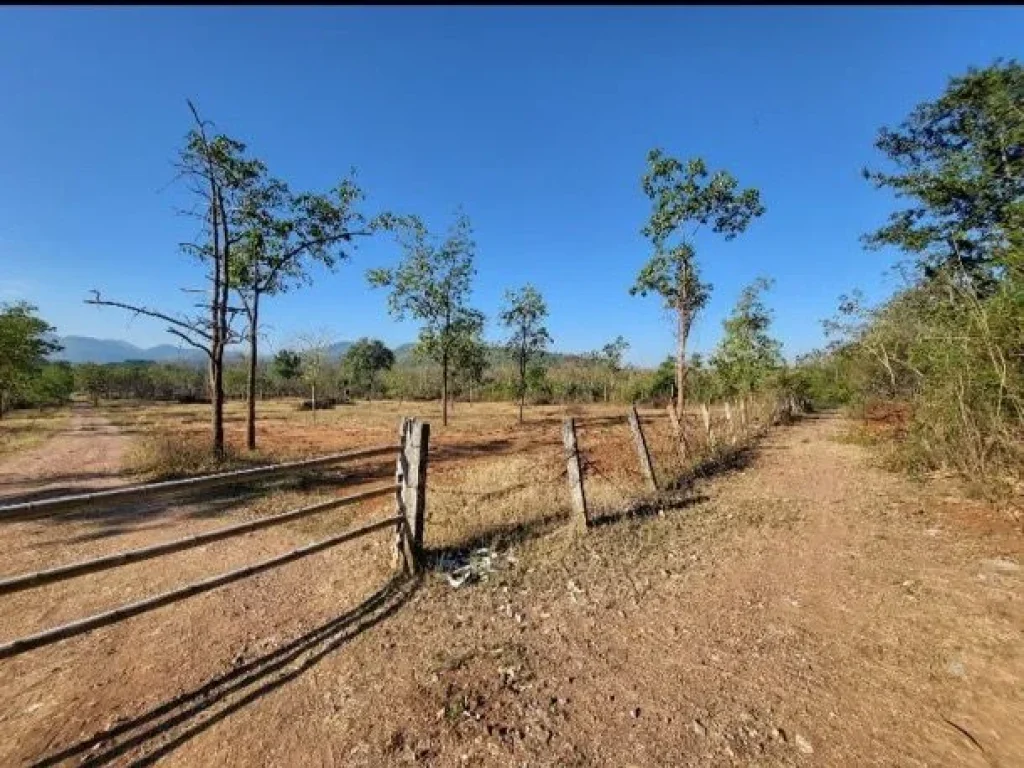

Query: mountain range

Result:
[48,336,418,364]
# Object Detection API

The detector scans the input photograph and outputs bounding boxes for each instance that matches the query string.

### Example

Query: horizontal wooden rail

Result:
[0,484,395,595]
[0,445,396,520]
[0,514,403,660]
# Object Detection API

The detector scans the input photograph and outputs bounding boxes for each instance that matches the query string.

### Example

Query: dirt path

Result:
[0,413,1020,767]
[0,402,130,504]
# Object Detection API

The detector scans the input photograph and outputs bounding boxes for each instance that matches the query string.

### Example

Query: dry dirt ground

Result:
[0,404,1020,767]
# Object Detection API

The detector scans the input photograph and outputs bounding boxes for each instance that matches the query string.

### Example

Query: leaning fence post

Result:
[396,418,429,574]
[627,405,658,492]
[666,404,687,462]
[393,417,411,572]
[701,403,715,450]
[561,418,588,532]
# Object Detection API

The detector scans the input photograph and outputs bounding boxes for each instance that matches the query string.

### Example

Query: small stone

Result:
[947,660,967,678]
[631,707,642,719]
[794,734,813,754]
[770,727,787,742]
[692,719,707,737]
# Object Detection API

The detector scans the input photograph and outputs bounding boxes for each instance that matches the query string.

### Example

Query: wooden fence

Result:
[0,418,429,661]
[561,396,803,529]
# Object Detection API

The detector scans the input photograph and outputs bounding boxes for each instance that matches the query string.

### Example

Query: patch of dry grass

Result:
[0,408,71,458]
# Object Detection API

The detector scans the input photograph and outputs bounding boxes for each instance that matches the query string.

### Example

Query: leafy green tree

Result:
[450,326,488,405]
[30,362,76,407]
[342,338,395,399]
[367,213,483,426]
[75,363,108,404]
[499,284,552,423]
[0,302,61,418]
[273,349,302,382]
[598,335,630,402]
[711,277,784,397]
[630,149,765,416]
[231,172,399,449]
[863,59,1024,286]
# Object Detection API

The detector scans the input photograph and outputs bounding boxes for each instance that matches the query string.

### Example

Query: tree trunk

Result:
[441,350,449,426]
[675,305,692,418]
[210,352,225,457]
[245,298,259,451]
[311,381,317,424]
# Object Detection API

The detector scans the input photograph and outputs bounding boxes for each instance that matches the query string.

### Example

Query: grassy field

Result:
[95,397,764,554]
[0,407,71,459]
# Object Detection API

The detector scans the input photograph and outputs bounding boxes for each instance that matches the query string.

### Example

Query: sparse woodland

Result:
[3,59,1020,496]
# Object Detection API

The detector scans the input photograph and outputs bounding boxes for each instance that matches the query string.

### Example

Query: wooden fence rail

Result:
[0,515,402,661]
[0,485,395,595]
[0,444,397,520]
[0,419,430,661]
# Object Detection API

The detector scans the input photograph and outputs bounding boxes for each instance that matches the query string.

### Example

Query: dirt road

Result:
[0,402,130,504]
[0,413,1020,767]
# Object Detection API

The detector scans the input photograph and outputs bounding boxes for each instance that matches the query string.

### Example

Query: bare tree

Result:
[87,101,260,456]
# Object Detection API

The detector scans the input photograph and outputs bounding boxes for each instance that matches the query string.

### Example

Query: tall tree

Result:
[499,284,552,423]
[341,338,395,399]
[87,101,259,457]
[0,302,61,418]
[863,59,1024,287]
[710,277,783,397]
[231,173,394,449]
[367,213,483,426]
[630,149,765,416]
[599,335,630,402]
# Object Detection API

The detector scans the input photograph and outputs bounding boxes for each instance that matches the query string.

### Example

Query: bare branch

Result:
[166,328,213,358]
[85,291,213,341]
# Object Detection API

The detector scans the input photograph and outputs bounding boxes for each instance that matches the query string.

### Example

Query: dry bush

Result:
[124,431,249,481]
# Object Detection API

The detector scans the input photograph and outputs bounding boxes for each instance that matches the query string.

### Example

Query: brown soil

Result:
[0,410,1020,767]
[0,402,130,502]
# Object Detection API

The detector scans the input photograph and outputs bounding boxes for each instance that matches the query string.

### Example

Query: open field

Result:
[0,401,1020,766]
[0,408,71,460]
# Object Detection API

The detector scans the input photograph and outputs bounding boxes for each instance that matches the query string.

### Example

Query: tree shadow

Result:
[31,573,420,768]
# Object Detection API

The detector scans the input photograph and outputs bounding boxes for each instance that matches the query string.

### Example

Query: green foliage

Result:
[711,277,784,397]
[273,349,302,381]
[631,149,765,410]
[499,284,552,419]
[367,213,484,424]
[863,59,1024,284]
[823,59,1024,490]
[341,338,395,398]
[0,302,62,415]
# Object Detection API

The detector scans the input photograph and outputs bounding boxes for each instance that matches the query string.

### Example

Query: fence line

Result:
[0,514,402,661]
[0,444,397,520]
[0,484,395,596]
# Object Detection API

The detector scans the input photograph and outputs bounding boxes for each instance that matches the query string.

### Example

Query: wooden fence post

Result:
[395,417,429,574]
[562,418,589,532]
[666,404,687,461]
[701,403,715,449]
[627,405,658,492]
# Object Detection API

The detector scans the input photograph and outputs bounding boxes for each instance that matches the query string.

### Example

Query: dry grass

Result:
[0,407,71,459]
[97,397,785,560]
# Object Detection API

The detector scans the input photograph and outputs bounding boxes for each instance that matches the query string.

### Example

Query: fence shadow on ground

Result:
[30,573,420,768]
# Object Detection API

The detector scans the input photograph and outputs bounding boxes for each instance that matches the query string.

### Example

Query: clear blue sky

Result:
[2,7,1022,366]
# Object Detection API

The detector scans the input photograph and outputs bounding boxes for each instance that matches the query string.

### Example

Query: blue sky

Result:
[2,7,1022,366]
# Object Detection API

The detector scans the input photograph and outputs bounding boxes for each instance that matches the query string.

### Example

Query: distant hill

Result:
[48,336,422,365]
[51,336,207,364]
